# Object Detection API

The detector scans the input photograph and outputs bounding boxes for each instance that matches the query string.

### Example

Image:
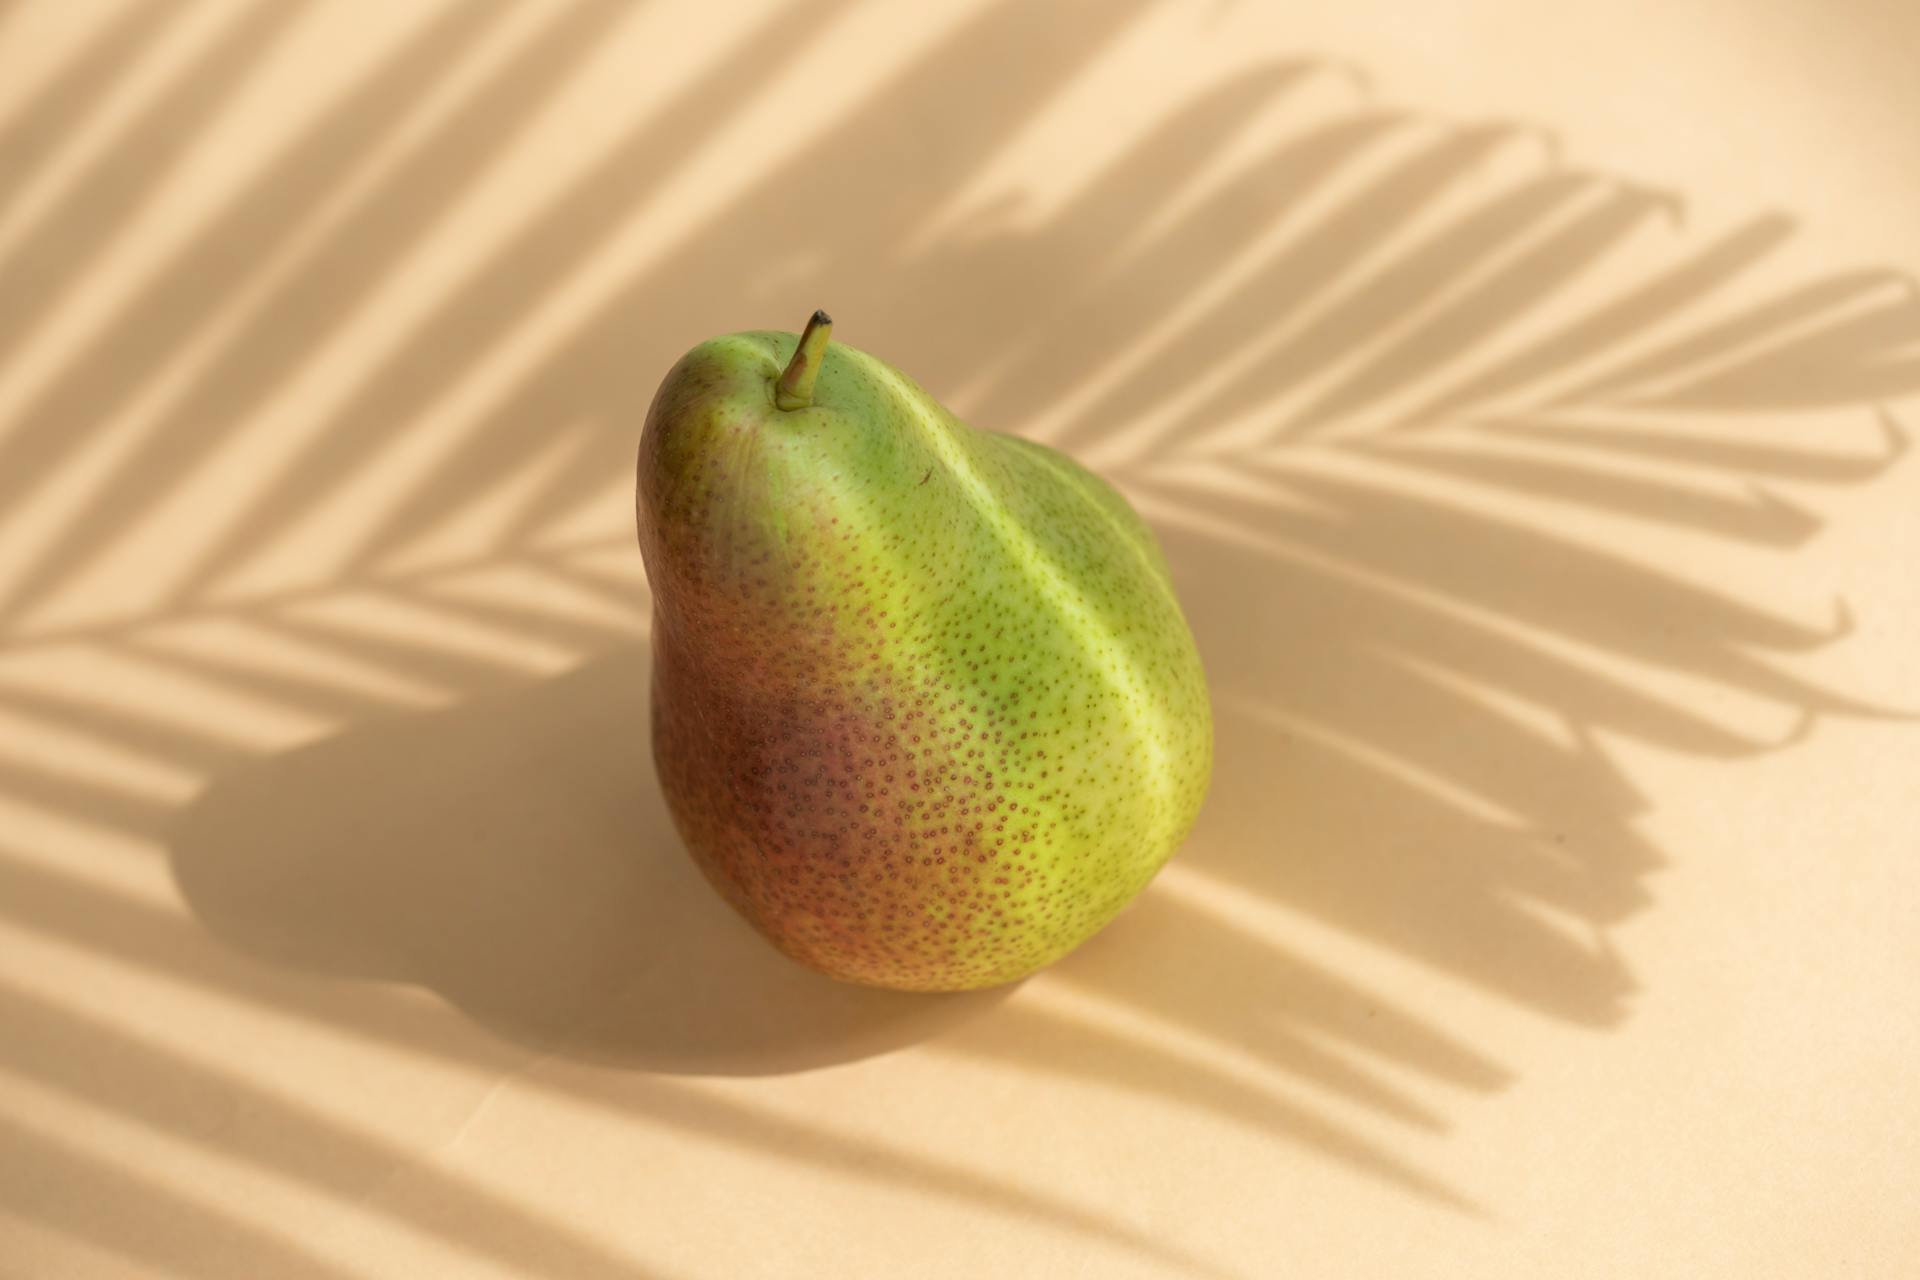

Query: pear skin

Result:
[636,312,1211,991]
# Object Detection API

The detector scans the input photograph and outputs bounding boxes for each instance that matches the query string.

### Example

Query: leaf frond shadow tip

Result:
[1877,404,1912,459]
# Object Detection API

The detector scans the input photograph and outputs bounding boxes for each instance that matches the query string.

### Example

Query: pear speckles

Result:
[637,323,1212,991]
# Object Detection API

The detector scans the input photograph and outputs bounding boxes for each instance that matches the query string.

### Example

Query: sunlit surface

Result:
[1,1,1917,1275]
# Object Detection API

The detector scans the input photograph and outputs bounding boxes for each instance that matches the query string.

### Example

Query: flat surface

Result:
[1,2,1917,1276]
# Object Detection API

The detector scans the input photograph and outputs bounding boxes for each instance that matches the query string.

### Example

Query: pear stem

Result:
[775,309,833,410]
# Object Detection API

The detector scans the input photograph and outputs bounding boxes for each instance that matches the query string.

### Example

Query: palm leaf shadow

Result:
[2,0,1918,1271]
[0,0,633,624]
[0,0,177,224]
[0,0,315,367]
[1022,116,1918,1128]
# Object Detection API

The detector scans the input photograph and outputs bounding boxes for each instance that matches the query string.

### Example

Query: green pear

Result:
[636,311,1211,991]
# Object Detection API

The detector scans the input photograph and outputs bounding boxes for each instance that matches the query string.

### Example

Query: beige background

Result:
[2,1,1917,1276]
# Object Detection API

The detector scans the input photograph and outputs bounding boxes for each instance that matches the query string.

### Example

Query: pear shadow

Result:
[168,647,1006,1075]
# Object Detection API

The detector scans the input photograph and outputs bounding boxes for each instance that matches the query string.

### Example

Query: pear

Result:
[636,311,1211,991]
